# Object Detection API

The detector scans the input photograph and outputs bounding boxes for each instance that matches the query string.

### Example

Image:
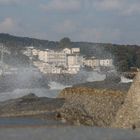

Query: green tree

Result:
[59,37,71,48]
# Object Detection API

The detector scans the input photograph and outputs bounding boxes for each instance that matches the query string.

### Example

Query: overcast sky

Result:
[0,0,140,44]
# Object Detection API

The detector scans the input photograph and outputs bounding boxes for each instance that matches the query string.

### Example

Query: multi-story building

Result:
[99,59,113,67]
[47,50,67,66]
[67,65,81,74]
[67,54,80,74]
[38,50,48,62]
[63,48,80,54]
[67,55,79,66]
[63,48,71,54]
[83,57,100,69]
[33,61,62,74]
[24,47,82,74]
[71,48,80,54]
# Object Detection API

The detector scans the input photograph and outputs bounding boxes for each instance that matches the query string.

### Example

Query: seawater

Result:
[0,118,63,126]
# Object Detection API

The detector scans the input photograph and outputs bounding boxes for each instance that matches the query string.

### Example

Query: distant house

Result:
[71,48,80,54]
[32,49,39,56]
[83,57,100,69]
[67,65,81,74]
[67,55,79,66]
[67,54,80,74]
[99,59,113,67]
[38,50,48,62]
[63,48,71,54]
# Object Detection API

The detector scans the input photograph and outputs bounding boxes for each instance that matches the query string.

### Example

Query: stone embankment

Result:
[57,87,127,127]
[112,71,140,129]
[57,71,140,129]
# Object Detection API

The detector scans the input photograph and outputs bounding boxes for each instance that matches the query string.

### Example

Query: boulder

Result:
[57,87,126,127]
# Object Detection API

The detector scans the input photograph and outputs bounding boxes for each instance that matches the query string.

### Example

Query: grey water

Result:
[0,118,64,126]
[0,126,139,140]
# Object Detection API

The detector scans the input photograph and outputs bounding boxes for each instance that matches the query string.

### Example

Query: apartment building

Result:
[99,59,113,67]
[47,50,67,66]
[24,47,81,74]
[83,57,100,68]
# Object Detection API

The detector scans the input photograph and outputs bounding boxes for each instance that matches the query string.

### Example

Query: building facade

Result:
[83,57,100,69]
[99,59,113,67]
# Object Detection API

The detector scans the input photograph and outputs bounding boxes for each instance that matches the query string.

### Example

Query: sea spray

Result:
[48,81,71,90]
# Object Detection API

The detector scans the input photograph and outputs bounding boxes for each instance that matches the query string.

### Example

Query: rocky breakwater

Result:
[112,71,140,129]
[57,87,127,127]
[0,93,65,117]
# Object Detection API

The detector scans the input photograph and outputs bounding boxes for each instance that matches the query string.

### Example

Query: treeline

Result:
[105,44,140,72]
[0,33,140,71]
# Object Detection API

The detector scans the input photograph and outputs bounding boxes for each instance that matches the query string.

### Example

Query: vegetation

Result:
[59,37,71,48]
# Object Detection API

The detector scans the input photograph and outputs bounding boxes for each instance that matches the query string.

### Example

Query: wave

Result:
[48,81,71,90]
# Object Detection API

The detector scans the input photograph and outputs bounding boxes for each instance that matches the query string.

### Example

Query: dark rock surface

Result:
[0,93,65,117]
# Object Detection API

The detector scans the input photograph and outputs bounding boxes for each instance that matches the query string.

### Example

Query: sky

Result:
[0,0,140,45]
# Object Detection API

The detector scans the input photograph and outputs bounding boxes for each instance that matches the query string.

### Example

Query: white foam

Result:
[48,81,71,90]
[86,71,106,82]
[121,76,133,83]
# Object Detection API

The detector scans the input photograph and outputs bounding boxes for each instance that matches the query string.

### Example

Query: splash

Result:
[86,71,106,82]
[121,76,133,83]
[48,81,71,90]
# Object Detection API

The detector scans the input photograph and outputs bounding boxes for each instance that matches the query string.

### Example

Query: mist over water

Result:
[120,76,133,83]
[48,81,71,90]
[86,71,106,82]
[0,66,107,101]
[0,88,60,102]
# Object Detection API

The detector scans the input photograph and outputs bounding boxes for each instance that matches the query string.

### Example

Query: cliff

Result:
[57,87,127,127]
[112,71,140,129]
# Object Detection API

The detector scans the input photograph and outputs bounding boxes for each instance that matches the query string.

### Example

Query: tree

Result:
[59,37,71,48]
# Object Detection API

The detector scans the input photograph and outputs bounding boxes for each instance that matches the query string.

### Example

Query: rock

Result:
[0,94,65,117]
[57,87,127,127]
[112,71,140,129]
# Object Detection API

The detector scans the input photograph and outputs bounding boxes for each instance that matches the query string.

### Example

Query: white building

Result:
[71,48,80,54]
[63,48,71,54]
[67,65,80,74]
[23,46,34,57]
[47,50,67,66]
[32,49,39,56]
[38,50,48,62]
[43,65,62,74]
[34,61,62,74]
[83,57,100,69]
[67,55,79,66]
[67,55,80,74]
[99,59,113,67]
[24,47,81,74]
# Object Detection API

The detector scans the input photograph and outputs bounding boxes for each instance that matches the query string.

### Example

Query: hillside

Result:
[0,33,140,71]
